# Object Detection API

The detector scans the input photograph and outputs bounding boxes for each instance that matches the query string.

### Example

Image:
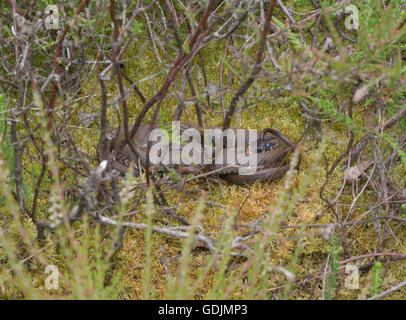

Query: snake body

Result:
[98,124,301,185]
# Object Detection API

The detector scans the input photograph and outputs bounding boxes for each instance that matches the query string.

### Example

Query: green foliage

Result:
[37,0,52,11]
[0,94,14,207]
[294,0,311,7]
[369,262,383,298]
[325,237,343,300]
[381,132,406,168]
[272,17,304,52]
[132,19,143,36]
[0,94,13,170]
[0,207,124,299]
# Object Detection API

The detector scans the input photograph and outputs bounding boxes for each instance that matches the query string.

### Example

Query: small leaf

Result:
[182,42,190,54]
[132,20,143,35]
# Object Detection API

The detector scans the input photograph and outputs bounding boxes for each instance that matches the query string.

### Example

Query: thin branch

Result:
[223,0,278,130]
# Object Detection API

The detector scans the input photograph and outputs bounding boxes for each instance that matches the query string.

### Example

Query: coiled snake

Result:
[98,124,301,185]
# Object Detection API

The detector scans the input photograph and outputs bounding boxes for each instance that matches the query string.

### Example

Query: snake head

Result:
[254,136,279,153]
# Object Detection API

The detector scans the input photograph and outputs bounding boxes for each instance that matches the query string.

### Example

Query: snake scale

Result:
[97,124,301,185]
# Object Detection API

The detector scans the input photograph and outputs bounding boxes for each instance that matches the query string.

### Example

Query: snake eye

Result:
[265,143,271,149]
